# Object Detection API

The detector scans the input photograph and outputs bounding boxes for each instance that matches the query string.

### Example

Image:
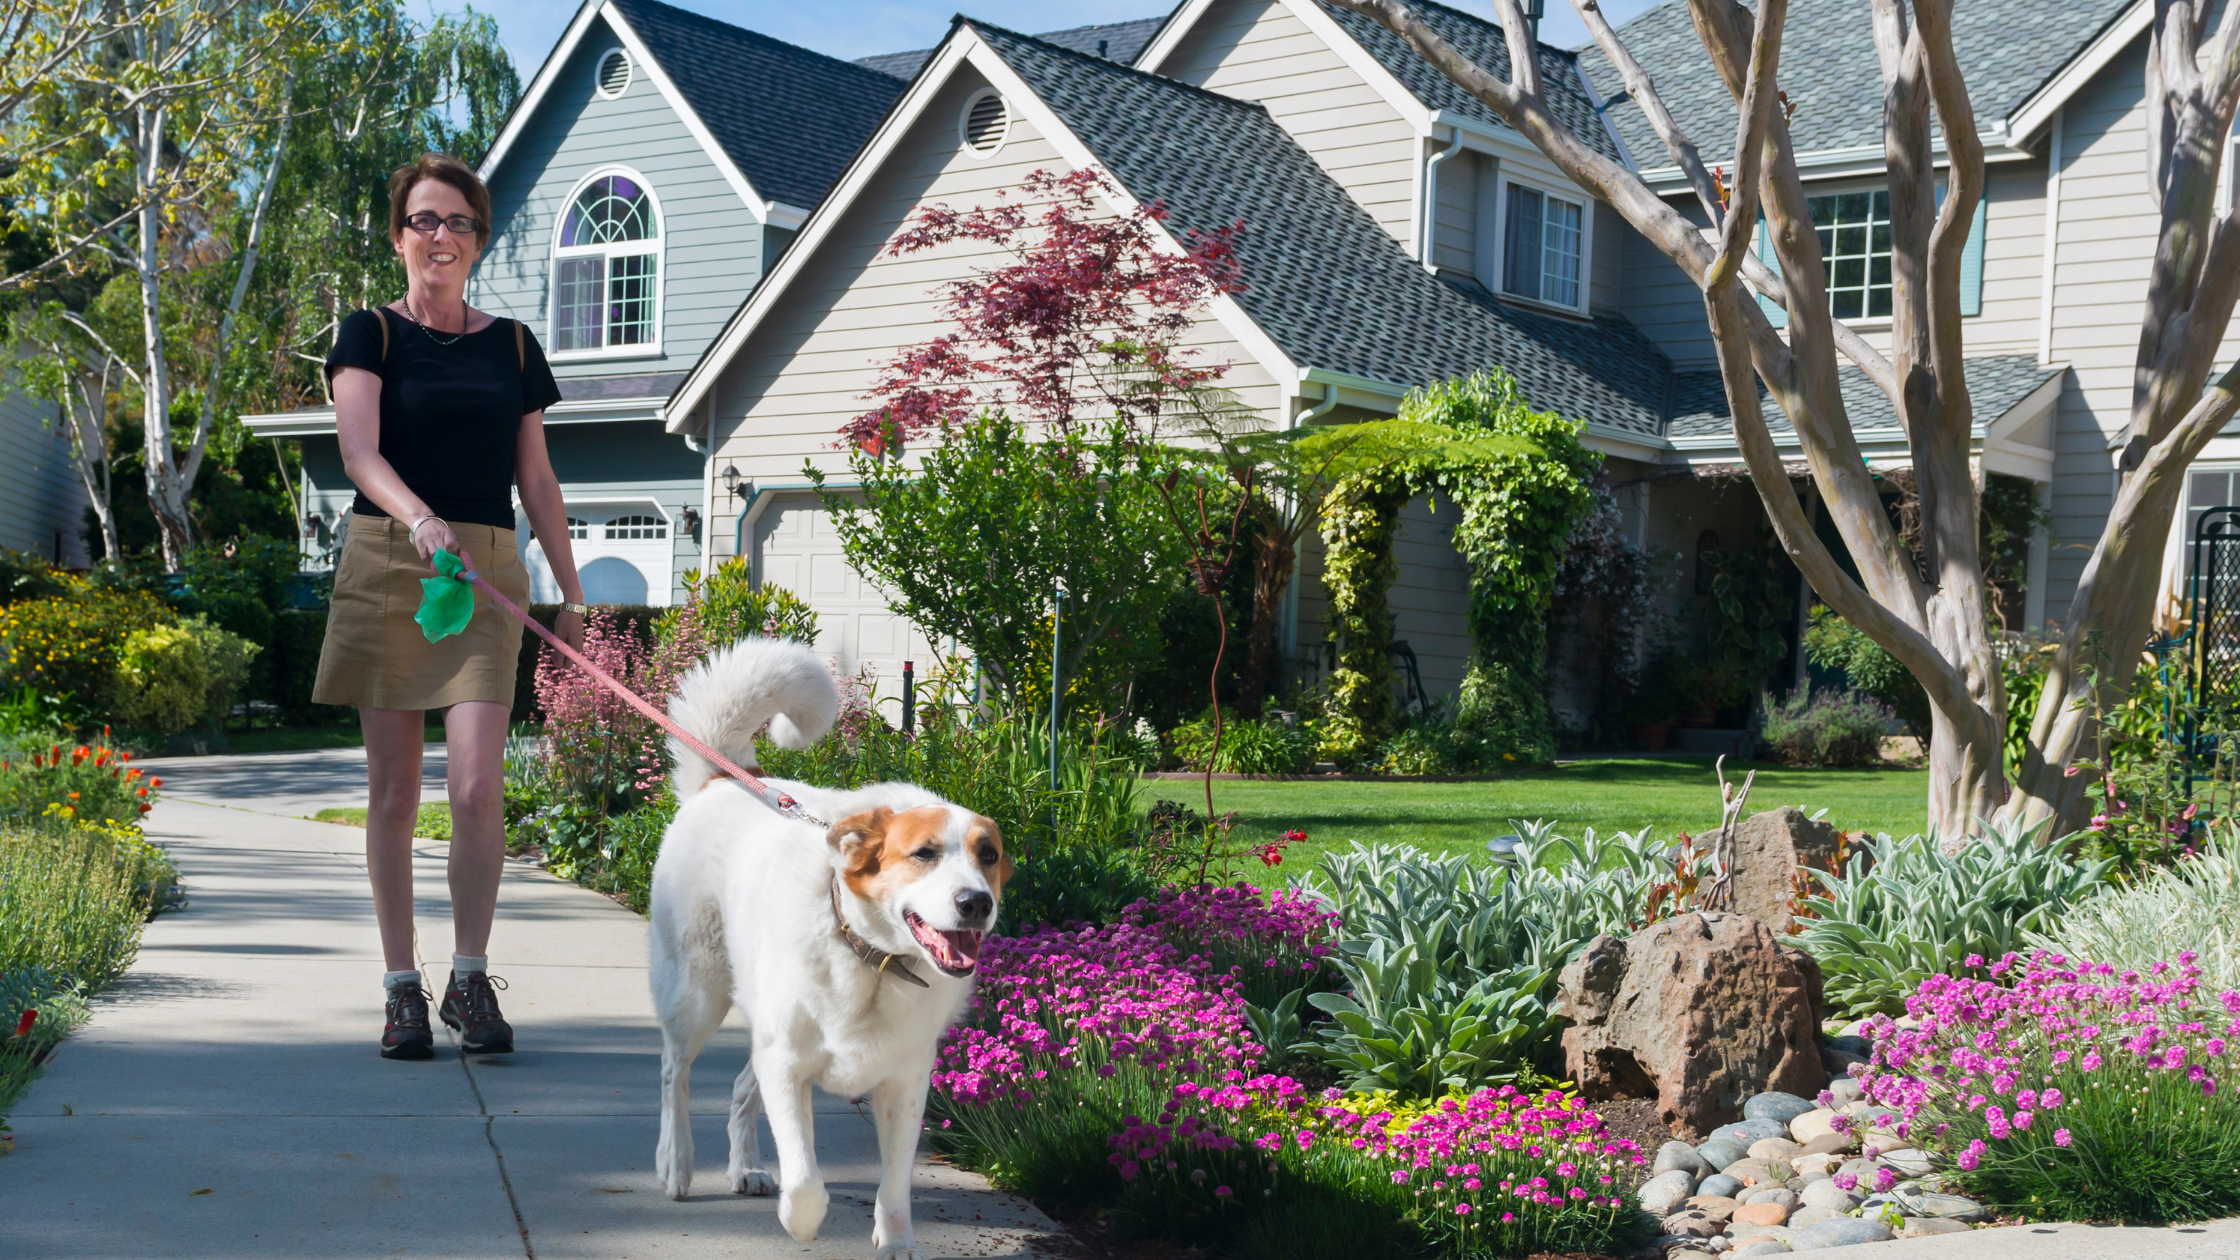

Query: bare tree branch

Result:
[1706,0,1786,289]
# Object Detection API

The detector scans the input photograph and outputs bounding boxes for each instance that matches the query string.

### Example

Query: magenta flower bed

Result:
[925,883,1653,1257]
[1853,950,2240,1221]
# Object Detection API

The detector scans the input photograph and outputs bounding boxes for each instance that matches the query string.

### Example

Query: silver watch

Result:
[559,601,589,617]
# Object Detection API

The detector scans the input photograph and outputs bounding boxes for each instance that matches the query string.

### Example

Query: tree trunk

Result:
[1238,502,1296,719]
[132,102,193,570]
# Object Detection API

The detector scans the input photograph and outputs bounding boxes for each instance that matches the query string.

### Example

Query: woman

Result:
[315,153,586,1060]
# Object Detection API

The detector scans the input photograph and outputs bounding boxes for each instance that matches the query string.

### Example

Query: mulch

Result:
[1593,1094,1677,1154]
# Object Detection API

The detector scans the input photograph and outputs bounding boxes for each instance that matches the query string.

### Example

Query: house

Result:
[669,0,2235,725]
[0,388,91,568]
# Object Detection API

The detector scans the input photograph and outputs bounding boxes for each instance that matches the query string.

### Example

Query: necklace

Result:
[401,292,468,345]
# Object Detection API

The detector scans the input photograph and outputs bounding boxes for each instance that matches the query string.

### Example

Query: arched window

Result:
[552,171,661,353]
[566,517,589,540]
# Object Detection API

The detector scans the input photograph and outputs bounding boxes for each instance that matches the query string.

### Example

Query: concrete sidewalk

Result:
[0,762,1055,1259]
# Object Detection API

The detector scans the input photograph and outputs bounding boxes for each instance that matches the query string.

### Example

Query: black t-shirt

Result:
[326,307,565,529]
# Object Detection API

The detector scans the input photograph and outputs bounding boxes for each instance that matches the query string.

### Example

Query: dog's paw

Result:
[777,1183,828,1241]
[731,1168,777,1196]
[873,1244,926,1260]
[655,1149,691,1201]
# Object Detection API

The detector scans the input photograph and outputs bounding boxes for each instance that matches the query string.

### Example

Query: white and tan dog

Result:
[648,638,1009,1260]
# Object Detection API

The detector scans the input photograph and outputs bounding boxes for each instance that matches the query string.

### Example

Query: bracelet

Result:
[408,515,443,540]
[559,601,589,617]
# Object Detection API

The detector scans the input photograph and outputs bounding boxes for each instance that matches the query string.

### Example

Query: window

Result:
[1810,190,1893,320]
[566,517,589,540]
[604,514,667,540]
[1502,183,1584,308]
[552,171,660,354]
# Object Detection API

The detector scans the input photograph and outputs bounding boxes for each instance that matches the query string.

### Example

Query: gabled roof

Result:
[857,17,1166,82]
[1580,0,2140,164]
[605,0,904,211]
[1666,354,2061,440]
[1312,0,1624,163]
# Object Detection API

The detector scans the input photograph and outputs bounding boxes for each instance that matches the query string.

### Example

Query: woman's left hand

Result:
[556,608,585,654]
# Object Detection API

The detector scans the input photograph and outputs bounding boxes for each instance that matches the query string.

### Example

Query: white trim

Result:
[547,164,667,361]
[1273,0,1437,133]
[1633,136,2034,193]
[247,394,677,437]
[593,46,632,100]
[2006,0,2153,147]
[1132,0,1219,73]
[957,87,1013,160]
[2024,478,2052,631]
[242,408,341,437]
[476,0,772,224]
[2039,107,2065,366]
[765,202,811,231]
[1490,170,1592,314]
[665,28,1303,433]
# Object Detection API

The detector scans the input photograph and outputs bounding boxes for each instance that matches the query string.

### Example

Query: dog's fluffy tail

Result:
[666,637,839,797]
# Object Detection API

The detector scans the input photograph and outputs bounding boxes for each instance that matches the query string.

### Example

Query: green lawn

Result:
[1141,756,1930,866]
[311,803,454,839]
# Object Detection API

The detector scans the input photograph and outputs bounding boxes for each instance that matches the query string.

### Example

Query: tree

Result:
[1326,0,2240,838]
[810,413,1186,713]
[9,300,130,563]
[849,166,1244,448]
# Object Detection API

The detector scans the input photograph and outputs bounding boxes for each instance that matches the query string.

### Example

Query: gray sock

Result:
[383,969,420,994]
[451,953,487,976]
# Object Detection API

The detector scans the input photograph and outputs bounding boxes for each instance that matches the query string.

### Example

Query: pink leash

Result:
[458,567,829,828]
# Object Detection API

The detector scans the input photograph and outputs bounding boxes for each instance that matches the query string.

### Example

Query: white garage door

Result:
[752,490,935,700]
[526,503,674,607]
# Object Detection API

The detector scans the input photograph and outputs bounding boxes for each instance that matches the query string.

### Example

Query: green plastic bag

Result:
[415,548,476,643]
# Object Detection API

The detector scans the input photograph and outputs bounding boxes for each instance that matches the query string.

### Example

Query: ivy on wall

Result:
[1318,370,1600,765]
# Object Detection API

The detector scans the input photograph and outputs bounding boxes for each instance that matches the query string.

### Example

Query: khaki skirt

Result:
[312,516,532,711]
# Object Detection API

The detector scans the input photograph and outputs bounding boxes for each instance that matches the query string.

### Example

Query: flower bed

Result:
[927,882,1653,1257]
[1856,951,2240,1223]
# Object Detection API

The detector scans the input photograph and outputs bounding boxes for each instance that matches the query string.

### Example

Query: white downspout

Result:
[1419,127,1465,271]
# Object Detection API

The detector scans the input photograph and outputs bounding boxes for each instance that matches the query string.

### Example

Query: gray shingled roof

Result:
[1666,354,2060,439]
[971,22,1675,435]
[1314,0,1625,163]
[1579,0,2138,164]
[857,16,1167,82]
[607,0,903,209]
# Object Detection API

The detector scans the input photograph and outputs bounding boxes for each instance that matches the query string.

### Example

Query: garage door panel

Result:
[751,491,943,686]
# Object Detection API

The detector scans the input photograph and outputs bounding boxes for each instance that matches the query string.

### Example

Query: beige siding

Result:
[1618,206,1717,367]
[1158,0,1423,252]
[1430,150,1482,275]
[1389,493,1472,702]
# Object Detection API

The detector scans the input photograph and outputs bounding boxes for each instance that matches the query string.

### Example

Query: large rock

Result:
[1745,1092,1820,1125]
[1640,1169,1700,1217]
[1554,913,1825,1139]
[1656,1140,1714,1178]
[1697,1138,1751,1170]
[1713,1118,1794,1145]
[1790,1216,1896,1248]
[1799,1180,1861,1212]
[1727,809,1808,928]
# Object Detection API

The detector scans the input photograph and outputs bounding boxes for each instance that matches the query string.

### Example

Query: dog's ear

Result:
[827,808,892,879]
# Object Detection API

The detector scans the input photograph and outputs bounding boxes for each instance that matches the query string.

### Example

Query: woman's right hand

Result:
[411,516,476,574]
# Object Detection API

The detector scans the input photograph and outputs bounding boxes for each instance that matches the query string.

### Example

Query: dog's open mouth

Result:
[903,911,983,977]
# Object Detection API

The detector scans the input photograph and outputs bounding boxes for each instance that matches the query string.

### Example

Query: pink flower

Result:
[1455,1203,1472,1215]
[2054,1128,2072,1147]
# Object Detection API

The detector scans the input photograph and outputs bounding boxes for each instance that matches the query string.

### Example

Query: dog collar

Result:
[829,879,930,989]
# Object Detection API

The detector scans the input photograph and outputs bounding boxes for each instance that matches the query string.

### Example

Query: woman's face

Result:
[393,178,483,293]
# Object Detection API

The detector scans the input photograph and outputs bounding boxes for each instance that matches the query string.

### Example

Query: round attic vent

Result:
[596,48,632,99]
[961,89,1010,157]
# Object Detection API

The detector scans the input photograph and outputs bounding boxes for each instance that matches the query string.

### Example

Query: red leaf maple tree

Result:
[845,167,1247,451]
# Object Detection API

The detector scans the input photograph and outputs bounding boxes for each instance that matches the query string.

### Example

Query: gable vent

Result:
[961,90,1010,156]
[596,48,632,99]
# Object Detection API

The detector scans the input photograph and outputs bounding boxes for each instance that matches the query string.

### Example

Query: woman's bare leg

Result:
[361,706,427,972]
[443,701,511,958]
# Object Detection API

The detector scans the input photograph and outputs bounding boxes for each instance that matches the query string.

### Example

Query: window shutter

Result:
[1959,193,1987,317]
[1756,217,1787,329]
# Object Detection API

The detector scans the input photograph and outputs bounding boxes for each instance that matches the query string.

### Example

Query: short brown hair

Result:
[388,153,493,249]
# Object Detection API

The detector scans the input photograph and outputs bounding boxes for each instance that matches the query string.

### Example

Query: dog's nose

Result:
[954,888,994,923]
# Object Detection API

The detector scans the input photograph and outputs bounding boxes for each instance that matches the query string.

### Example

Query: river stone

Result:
[1799,1179,1862,1212]
[1749,1137,1804,1162]
[1698,1138,1750,1170]
[1733,1201,1791,1227]
[1825,1077,1865,1105]
[1796,1132,1854,1157]
[1706,1237,1734,1254]
[1881,1148,1933,1177]
[1552,913,1825,1139]
[1745,1091,1821,1126]
[1665,1209,1724,1238]
[1829,1034,1873,1058]
[1836,1157,1887,1184]
[1724,1158,1790,1187]
[1903,1217,1972,1236]
[1686,1194,1738,1220]
[1667,1251,1719,1260]
[1822,1045,1871,1077]
[1728,1223,1795,1245]
[1791,1153,1842,1177]
[1657,1140,1715,1177]
[1699,1174,1744,1199]
[1789,1109,1843,1144]
[1735,1243,1792,1258]
[1790,1216,1897,1248]
[1640,1169,1700,1217]
[1714,1118,1795,1145]
[1895,1190,1988,1222]
[1795,1171,1831,1188]
[1787,1206,1843,1230]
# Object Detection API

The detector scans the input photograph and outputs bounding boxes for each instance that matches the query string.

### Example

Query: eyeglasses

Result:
[404,211,482,236]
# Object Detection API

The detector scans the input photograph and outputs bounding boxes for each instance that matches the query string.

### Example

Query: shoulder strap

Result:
[515,319,525,372]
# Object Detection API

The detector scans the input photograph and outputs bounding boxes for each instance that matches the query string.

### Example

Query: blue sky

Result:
[433,0,1665,84]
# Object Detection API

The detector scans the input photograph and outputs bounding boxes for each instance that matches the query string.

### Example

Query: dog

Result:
[648,638,1010,1260]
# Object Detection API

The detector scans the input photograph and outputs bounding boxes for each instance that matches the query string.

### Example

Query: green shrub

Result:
[1303,827,1670,1094]
[267,608,349,726]
[0,583,176,729]
[1759,688,1893,767]
[676,557,817,649]
[0,824,153,990]
[1170,712,1312,774]
[0,737,161,831]
[2027,825,2240,993]
[1795,817,2116,1017]
[0,549,70,606]
[0,964,91,1132]
[111,617,260,734]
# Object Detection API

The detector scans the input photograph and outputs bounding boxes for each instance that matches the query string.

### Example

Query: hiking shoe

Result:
[440,970,514,1055]
[381,978,435,1060]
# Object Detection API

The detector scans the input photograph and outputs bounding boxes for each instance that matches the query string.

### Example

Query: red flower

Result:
[13,1010,35,1038]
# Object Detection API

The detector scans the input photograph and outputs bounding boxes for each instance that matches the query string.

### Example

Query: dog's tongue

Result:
[909,916,982,972]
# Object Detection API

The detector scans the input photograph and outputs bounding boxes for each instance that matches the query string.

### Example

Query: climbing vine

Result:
[1317,370,1600,766]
